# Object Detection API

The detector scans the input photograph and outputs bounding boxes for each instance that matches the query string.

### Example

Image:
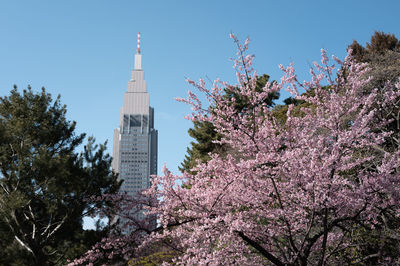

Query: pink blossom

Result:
[73,37,400,265]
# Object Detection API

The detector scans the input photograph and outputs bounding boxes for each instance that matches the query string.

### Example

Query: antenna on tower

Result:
[136,32,141,54]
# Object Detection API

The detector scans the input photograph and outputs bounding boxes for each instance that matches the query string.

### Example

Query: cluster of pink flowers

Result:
[147,35,400,265]
[74,35,400,265]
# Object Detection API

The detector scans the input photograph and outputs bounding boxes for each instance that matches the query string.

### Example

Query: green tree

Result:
[180,74,279,173]
[179,120,223,173]
[0,86,121,265]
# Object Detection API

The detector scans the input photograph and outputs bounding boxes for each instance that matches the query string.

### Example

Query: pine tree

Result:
[0,86,121,265]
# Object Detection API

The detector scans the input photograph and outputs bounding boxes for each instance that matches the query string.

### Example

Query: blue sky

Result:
[1,0,399,177]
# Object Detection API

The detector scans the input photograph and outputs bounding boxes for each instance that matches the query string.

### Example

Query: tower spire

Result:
[134,32,142,70]
[136,32,141,54]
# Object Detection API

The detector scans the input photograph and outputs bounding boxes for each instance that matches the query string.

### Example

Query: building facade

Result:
[112,33,157,229]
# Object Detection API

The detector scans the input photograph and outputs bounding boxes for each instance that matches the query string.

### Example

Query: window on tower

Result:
[130,115,141,127]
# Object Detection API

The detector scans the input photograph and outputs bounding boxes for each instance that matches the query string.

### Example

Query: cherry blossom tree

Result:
[72,35,400,265]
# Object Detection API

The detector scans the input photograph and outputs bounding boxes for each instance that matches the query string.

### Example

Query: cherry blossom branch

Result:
[235,230,285,266]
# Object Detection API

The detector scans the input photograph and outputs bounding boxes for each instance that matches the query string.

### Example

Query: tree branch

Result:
[15,235,34,255]
[235,230,285,266]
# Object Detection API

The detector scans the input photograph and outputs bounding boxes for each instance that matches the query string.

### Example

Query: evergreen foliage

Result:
[179,120,223,173]
[0,86,121,265]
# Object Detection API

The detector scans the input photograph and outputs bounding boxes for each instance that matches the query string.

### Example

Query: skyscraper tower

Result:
[112,33,158,227]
